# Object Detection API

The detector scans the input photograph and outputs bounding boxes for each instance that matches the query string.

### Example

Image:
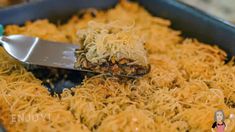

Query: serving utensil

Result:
[0,35,139,78]
[0,35,80,70]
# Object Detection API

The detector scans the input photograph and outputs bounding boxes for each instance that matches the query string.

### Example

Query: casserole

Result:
[0,0,235,131]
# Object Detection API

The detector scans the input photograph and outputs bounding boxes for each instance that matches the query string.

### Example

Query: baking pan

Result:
[1,0,235,91]
[0,0,234,57]
[0,0,234,130]
[0,0,235,90]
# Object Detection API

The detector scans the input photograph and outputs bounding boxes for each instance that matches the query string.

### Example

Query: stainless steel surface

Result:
[0,35,79,70]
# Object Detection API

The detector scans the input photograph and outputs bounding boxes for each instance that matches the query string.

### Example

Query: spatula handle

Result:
[0,24,3,35]
[0,24,4,46]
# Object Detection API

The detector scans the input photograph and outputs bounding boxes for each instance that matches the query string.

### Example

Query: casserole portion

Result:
[75,21,150,76]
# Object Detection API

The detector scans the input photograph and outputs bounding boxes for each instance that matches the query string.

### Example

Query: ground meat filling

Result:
[74,49,150,76]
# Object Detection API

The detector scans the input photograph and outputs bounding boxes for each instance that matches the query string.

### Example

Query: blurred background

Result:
[0,0,40,7]
[179,0,235,23]
[0,0,235,23]
[0,0,26,7]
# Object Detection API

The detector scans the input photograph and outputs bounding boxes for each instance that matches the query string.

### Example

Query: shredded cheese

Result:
[1,1,235,132]
[77,20,148,66]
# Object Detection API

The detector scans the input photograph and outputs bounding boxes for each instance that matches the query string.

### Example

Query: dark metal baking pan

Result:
[1,0,234,58]
[0,0,234,130]
[0,0,235,89]
[0,0,234,92]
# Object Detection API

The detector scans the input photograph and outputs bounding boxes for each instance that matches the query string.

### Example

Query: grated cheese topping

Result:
[77,20,148,66]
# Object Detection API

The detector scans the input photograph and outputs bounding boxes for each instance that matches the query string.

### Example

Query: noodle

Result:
[1,1,235,131]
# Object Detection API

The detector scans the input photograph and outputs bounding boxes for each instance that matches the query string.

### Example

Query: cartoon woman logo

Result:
[211,110,226,132]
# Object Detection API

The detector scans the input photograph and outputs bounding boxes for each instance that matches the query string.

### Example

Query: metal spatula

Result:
[0,35,80,70]
[0,35,139,78]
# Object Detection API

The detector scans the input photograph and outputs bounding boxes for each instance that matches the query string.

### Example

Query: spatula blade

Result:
[0,35,80,70]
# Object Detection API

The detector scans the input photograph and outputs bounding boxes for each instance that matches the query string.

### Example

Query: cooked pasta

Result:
[1,1,235,132]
